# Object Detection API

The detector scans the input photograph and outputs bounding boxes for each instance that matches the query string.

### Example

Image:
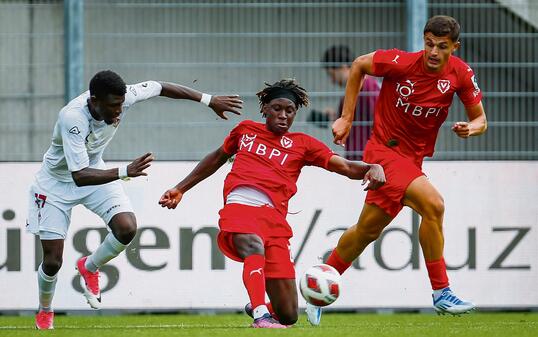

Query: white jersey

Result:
[40,81,162,182]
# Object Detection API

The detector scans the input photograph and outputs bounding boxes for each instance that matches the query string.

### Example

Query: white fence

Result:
[1,1,537,160]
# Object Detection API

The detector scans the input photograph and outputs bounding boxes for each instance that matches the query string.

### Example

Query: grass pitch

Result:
[1,312,537,337]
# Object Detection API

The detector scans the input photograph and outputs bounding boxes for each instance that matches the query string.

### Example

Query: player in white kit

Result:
[27,70,242,329]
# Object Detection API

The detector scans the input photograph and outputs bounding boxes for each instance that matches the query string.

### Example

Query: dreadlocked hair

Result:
[256,78,309,110]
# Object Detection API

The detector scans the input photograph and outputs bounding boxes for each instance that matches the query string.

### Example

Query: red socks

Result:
[242,254,266,309]
[327,249,449,290]
[425,257,449,290]
[326,249,352,275]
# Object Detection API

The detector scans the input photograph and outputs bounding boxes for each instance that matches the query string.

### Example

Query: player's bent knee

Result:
[113,225,137,245]
[277,309,298,325]
[109,213,138,244]
[280,315,298,325]
[42,257,63,275]
[237,241,265,258]
[424,197,445,220]
[433,198,445,217]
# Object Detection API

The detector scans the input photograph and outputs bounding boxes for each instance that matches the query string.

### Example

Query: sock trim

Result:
[252,305,270,320]
[38,264,57,282]
[327,249,352,275]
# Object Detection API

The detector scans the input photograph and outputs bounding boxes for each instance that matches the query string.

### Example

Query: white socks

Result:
[85,233,127,273]
[37,233,126,311]
[252,305,270,319]
[37,264,57,312]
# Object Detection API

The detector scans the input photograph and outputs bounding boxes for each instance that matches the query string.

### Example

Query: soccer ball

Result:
[299,264,341,307]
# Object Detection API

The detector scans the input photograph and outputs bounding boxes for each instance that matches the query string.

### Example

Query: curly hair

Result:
[89,70,127,99]
[256,78,309,111]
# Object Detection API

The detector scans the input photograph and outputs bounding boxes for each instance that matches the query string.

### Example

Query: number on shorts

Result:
[34,193,47,208]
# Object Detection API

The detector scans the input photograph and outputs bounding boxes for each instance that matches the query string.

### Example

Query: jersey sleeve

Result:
[222,122,244,155]
[304,136,334,169]
[371,48,407,78]
[59,110,90,172]
[124,81,163,107]
[457,67,483,107]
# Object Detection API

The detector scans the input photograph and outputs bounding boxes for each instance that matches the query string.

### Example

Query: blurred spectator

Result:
[309,45,380,160]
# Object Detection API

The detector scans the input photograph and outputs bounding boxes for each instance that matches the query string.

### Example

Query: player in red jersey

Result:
[305,15,488,324]
[159,79,385,328]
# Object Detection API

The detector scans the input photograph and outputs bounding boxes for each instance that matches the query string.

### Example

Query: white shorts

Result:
[26,170,134,240]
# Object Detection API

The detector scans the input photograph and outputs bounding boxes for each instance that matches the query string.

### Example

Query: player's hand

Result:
[158,187,183,209]
[127,152,154,177]
[331,117,352,146]
[362,164,385,191]
[210,95,243,120]
[452,121,472,138]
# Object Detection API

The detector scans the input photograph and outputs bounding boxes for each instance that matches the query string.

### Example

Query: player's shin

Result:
[242,254,269,319]
[85,233,127,272]
[425,257,449,290]
[331,223,379,268]
[37,264,57,312]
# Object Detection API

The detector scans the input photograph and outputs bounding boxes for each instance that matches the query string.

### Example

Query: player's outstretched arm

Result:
[159,146,231,209]
[71,152,154,187]
[327,155,385,191]
[332,52,375,146]
[452,102,487,138]
[159,82,243,120]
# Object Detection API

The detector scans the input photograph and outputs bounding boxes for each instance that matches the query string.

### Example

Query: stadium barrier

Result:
[1,161,536,310]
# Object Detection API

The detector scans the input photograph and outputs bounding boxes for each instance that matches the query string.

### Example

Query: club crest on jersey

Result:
[280,136,293,149]
[437,80,451,94]
[240,133,257,149]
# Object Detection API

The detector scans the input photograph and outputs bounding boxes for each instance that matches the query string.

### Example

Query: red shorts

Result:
[217,203,295,279]
[363,140,424,218]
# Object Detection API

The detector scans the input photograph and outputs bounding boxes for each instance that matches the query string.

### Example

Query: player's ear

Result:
[453,40,461,52]
[261,104,268,118]
[89,95,99,106]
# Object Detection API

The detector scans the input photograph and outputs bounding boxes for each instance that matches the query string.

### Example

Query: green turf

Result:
[1,312,537,337]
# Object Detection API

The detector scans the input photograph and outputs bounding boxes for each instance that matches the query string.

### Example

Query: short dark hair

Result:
[424,15,460,42]
[256,78,309,110]
[89,70,126,98]
[321,45,354,70]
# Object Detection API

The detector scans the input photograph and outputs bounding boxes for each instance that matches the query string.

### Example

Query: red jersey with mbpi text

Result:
[222,120,334,216]
[371,49,482,163]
